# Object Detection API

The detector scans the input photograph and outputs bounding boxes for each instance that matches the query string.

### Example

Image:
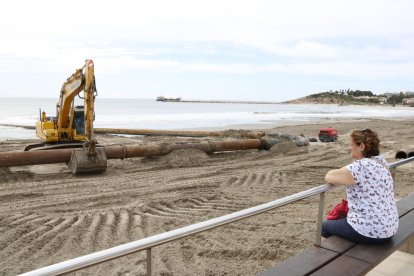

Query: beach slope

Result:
[0,119,413,275]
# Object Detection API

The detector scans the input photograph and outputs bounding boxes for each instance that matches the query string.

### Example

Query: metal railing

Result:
[20,156,414,276]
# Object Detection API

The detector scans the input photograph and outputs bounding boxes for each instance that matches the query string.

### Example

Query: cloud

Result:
[1,0,414,99]
[3,1,414,46]
[282,61,414,79]
[95,54,414,81]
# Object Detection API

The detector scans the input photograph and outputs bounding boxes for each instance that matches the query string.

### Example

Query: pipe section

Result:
[94,128,221,137]
[0,139,263,168]
[394,150,414,159]
[395,151,408,159]
[0,149,74,167]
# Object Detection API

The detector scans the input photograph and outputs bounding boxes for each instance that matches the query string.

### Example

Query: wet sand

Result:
[0,118,413,275]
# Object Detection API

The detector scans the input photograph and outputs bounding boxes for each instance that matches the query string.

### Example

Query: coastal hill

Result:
[284,90,413,106]
[156,91,414,106]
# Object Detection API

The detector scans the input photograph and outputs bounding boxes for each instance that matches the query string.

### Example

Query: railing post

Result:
[390,167,396,180]
[146,248,152,276]
[315,192,325,247]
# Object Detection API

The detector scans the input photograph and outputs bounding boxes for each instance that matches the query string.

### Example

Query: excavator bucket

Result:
[68,148,107,174]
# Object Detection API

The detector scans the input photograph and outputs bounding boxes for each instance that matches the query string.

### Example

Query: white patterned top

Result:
[345,156,398,238]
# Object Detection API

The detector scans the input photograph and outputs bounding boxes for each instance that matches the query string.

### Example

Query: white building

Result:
[402,98,414,105]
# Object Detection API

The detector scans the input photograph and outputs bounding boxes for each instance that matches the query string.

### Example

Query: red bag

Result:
[327,199,349,220]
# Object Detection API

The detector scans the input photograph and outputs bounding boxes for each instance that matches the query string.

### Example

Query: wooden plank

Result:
[319,235,355,253]
[397,192,414,217]
[344,210,414,265]
[398,207,411,218]
[397,192,414,210]
[258,247,338,276]
[310,255,371,276]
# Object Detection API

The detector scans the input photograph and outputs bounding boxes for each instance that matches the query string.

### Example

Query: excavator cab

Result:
[73,106,85,135]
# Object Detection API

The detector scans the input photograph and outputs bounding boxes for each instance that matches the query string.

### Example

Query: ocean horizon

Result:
[1,97,414,141]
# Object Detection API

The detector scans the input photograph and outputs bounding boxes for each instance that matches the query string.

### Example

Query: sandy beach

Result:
[1,118,413,275]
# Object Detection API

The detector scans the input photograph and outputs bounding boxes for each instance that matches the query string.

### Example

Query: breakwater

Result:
[180,100,280,104]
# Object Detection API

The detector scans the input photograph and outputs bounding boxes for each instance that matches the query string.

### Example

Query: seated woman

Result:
[322,128,398,244]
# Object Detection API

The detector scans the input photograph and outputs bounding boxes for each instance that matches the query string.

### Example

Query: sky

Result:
[0,0,413,101]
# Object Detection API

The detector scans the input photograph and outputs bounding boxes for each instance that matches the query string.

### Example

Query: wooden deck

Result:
[259,192,414,276]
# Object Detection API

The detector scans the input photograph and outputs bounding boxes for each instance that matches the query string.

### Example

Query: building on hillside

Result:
[384,92,398,98]
[354,96,372,100]
[377,97,387,104]
[402,98,414,105]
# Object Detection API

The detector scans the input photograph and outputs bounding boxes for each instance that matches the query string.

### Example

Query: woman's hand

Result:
[325,166,356,186]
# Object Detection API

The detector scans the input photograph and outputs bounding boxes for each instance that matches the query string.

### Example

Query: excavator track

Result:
[24,142,85,151]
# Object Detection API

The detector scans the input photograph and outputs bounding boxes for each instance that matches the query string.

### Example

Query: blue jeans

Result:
[322,218,392,244]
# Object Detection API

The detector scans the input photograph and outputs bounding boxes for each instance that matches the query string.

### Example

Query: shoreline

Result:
[282,102,414,109]
[174,116,414,132]
[2,116,414,141]
[180,100,280,104]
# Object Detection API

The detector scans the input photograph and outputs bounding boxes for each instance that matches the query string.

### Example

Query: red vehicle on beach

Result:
[319,127,338,142]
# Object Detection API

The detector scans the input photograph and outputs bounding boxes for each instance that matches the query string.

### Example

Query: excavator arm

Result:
[83,60,95,141]
[83,59,98,155]
[56,59,96,143]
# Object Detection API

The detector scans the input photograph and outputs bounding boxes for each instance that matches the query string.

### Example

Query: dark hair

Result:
[350,128,380,158]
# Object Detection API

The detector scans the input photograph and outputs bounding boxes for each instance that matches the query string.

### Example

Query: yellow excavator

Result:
[25,59,107,174]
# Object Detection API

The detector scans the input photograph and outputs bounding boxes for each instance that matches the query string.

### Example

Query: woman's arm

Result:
[325,166,356,186]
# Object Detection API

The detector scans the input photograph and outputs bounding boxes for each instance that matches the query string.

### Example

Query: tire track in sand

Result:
[0,217,73,263]
[0,217,55,256]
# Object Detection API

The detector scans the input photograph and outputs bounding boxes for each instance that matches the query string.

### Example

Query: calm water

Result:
[1,97,414,140]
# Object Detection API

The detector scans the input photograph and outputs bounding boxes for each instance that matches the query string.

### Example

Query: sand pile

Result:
[143,149,209,168]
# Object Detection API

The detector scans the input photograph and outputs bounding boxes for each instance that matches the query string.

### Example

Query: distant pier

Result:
[156,96,279,104]
[181,100,279,104]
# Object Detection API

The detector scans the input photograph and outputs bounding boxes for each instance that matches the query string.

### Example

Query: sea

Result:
[1,97,414,141]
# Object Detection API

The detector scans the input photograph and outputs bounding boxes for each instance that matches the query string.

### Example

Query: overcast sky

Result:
[1,0,413,101]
